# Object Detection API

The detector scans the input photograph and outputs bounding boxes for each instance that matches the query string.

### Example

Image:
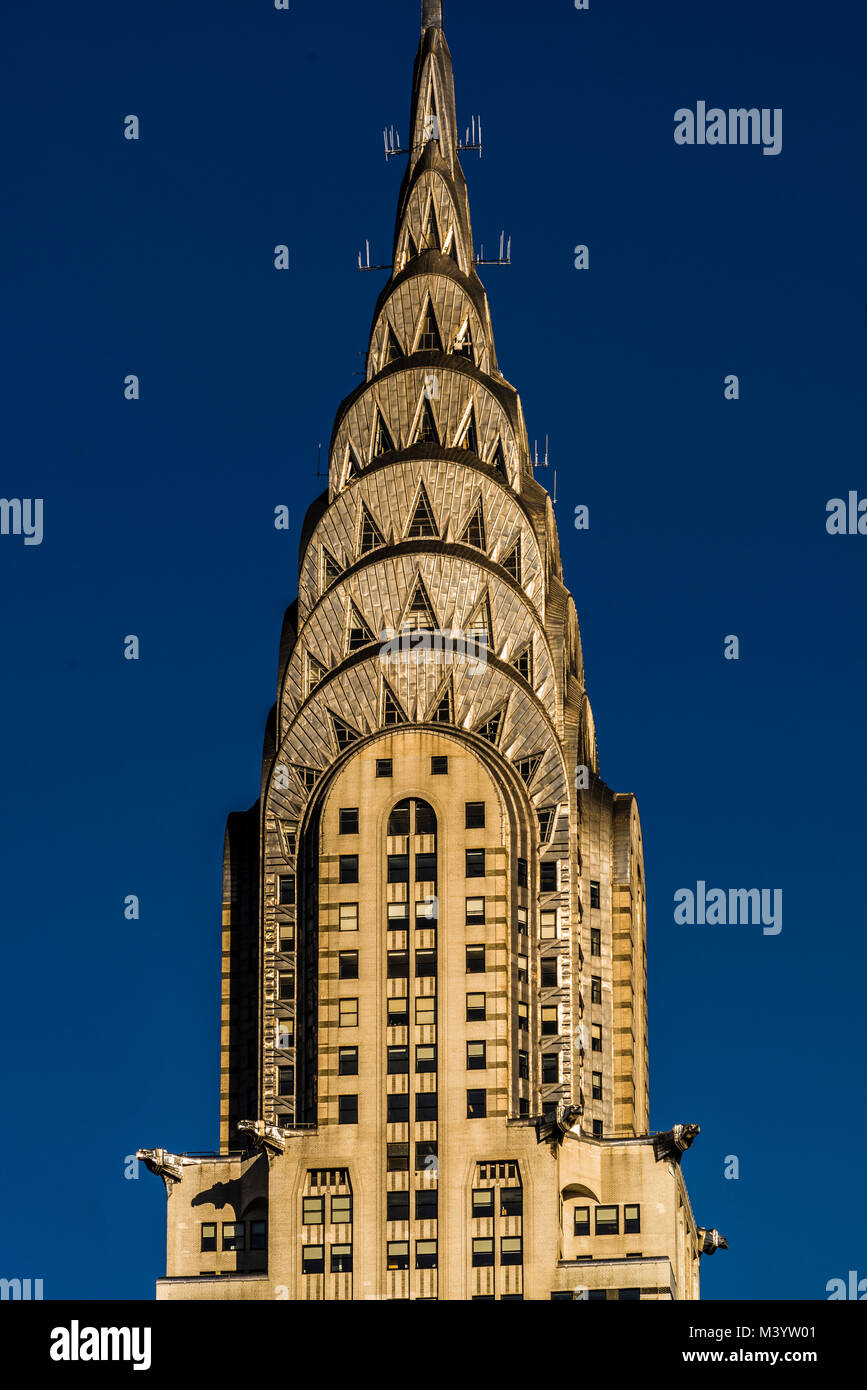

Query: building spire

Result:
[422,0,443,30]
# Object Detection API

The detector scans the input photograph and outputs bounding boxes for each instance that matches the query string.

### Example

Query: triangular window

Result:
[537,807,555,843]
[491,439,509,481]
[465,592,493,647]
[456,405,479,454]
[292,765,319,792]
[381,680,407,727]
[372,408,396,458]
[413,397,439,446]
[428,678,454,724]
[329,711,361,753]
[454,319,474,361]
[443,228,460,266]
[359,504,385,556]
[416,300,443,352]
[344,444,362,482]
[321,547,342,591]
[383,324,403,366]
[515,753,542,786]
[513,641,533,684]
[306,653,327,698]
[405,483,439,539]
[459,499,486,550]
[346,602,374,653]
[502,538,522,583]
[476,708,504,745]
[421,201,441,252]
[402,576,437,631]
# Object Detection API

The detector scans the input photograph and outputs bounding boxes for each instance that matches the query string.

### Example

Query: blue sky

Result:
[1,0,865,1300]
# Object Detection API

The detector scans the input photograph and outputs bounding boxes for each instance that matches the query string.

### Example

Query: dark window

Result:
[541,1053,559,1084]
[466,992,486,1021]
[466,848,486,878]
[541,957,558,988]
[376,759,393,778]
[338,1046,358,1076]
[278,1066,294,1096]
[517,857,528,887]
[517,1001,528,1032]
[387,1191,410,1222]
[339,808,359,835]
[592,1023,602,1052]
[387,854,409,883]
[338,1094,358,1125]
[467,1088,487,1119]
[387,1143,409,1172]
[466,1040,486,1070]
[466,945,485,973]
[416,1044,437,1073]
[279,972,294,1000]
[416,1240,438,1270]
[388,801,411,835]
[301,1245,324,1274]
[387,996,409,1027]
[200,1223,217,1252]
[590,927,601,956]
[500,1189,523,1219]
[472,1238,494,1267]
[596,1206,619,1235]
[518,1050,529,1080]
[415,801,437,834]
[415,1092,438,1122]
[338,951,358,980]
[387,1046,409,1074]
[387,1093,410,1124]
[591,976,602,1004]
[593,1120,604,1139]
[619,1288,640,1301]
[331,1244,353,1273]
[387,950,409,978]
[430,756,448,775]
[415,852,437,882]
[501,1294,524,1301]
[250,1220,267,1251]
[415,949,437,977]
[280,924,295,952]
[472,1189,494,1218]
[415,1189,438,1221]
[574,1207,590,1236]
[501,1237,523,1266]
[541,1005,559,1036]
[222,1222,245,1251]
[539,860,558,892]
[386,1240,409,1270]
[465,801,486,829]
[624,1204,641,1234]
[415,1141,437,1172]
[519,1098,529,1117]
[339,855,359,884]
[278,874,295,905]
[592,1071,603,1100]
[465,896,485,925]
[590,880,600,908]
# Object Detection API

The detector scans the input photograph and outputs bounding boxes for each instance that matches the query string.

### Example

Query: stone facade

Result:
[140,1,724,1301]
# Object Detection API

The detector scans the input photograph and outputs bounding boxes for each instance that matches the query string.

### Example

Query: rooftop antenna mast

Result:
[357,238,393,273]
[476,230,512,267]
[533,436,557,503]
[457,114,483,157]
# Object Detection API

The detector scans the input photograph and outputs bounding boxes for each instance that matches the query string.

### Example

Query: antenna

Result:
[357,239,393,272]
[533,436,556,502]
[458,115,483,158]
[475,231,511,266]
[315,443,327,479]
[383,126,407,160]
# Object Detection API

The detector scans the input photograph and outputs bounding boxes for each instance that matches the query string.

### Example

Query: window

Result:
[279,971,294,999]
[596,1206,619,1235]
[387,1240,409,1270]
[250,1220,266,1251]
[541,1005,559,1036]
[540,909,558,940]
[339,902,358,932]
[338,1094,358,1125]
[541,1052,559,1084]
[517,905,528,935]
[516,857,528,887]
[302,1244,324,1274]
[500,1189,523,1218]
[388,902,409,927]
[338,951,358,980]
[331,1244,353,1273]
[467,1040,486,1070]
[332,1194,352,1223]
[465,848,485,878]
[387,1046,409,1074]
[590,927,601,956]
[619,1288,640,1301]
[339,808,359,835]
[591,976,602,1004]
[466,992,486,1022]
[519,1098,529,1117]
[280,923,295,951]
[466,944,486,973]
[518,1049,529,1080]
[222,1222,245,1251]
[376,758,393,777]
[387,996,409,1027]
[593,1119,604,1139]
[415,996,437,1026]
[416,1044,437,1073]
[278,874,295,905]
[590,880,600,908]
[278,1066,294,1095]
[338,998,358,1027]
[416,1240,438,1270]
[472,1189,494,1218]
[415,801,436,834]
[415,1092,438,1122]
[415,852,437,882]
[387,854,409,883]
[467,1088,486,1119]
[415,1141,437,1172]
[387,1093,410,1124]
[517,953,528,983]
[387,950,409,978]
[430,756,448,775]
[388,801,411,836]
[415,949,437,977]
[200,1223,217,1252]
[592,1071,603,1100]
[591,1023,602,1052]
[539,861,558,892]
[573,1206,590,1236]
[339,855,358,884]
[472,1238,494,1267]
[517,1001,528,1032]
[501,1237,523,1266]
[387,1191,409,1222]
[386,1143,409,1172]
[624,1204,641,1234]
[416,1189,438,1220]
[541,956,558,988]
[465,801,485,828]
[465,896,485,925]
[415,897,437,926]
[338,1046,358,1076]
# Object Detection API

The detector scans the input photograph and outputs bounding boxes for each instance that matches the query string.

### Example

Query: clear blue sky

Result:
[1,0,865,1301]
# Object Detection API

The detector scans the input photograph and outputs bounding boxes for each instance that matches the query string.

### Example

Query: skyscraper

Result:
[139,0,725,1301]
